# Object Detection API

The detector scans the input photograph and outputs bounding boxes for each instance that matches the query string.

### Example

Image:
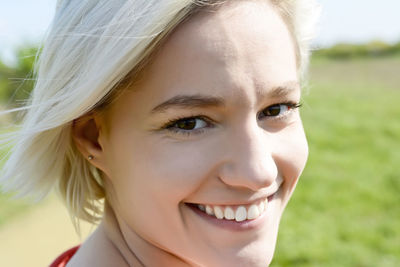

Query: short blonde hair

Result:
[0,0,320,226]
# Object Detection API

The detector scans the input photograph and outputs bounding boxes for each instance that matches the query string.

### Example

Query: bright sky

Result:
[1,0,399,65]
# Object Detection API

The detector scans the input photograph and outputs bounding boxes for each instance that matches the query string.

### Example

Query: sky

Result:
[1,0,400,65]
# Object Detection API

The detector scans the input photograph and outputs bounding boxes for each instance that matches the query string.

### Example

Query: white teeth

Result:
[214,206,224,219]
[258,201,265,213]
[235,206,247,222]
[205,205,214,216]
[196,198,270,221]
[224,207,235,220]
[247,204,260,220]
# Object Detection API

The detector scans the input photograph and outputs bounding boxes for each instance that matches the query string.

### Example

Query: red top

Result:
[49,245,80,267]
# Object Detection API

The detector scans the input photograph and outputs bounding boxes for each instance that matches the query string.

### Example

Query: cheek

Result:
[103,135,219,247]
[107,134,215,206]
[140,139,217,200]
[274,123,309,192]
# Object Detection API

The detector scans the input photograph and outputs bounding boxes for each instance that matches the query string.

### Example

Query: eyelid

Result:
[258,101,302,121]
[159,101,302,137]
[162,116,215,136]
[164,115,213,129]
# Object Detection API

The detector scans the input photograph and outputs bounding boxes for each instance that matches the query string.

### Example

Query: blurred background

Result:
[0,0,399,266]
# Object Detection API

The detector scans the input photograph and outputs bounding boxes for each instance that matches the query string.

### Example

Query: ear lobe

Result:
[72,114,106,169]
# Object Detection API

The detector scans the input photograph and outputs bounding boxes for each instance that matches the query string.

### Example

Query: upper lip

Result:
[187,176,284,206]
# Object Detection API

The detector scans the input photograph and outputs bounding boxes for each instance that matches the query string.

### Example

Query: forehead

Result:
[144,0,297,94]
[177,1,292,63]
[110,0,299,118]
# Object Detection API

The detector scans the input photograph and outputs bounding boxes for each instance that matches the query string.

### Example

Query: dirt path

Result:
[0,196,94,267]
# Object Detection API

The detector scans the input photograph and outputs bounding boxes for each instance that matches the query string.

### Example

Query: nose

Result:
[218,121,278,191]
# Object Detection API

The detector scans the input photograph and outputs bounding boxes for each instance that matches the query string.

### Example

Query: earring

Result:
[88,155,94,160]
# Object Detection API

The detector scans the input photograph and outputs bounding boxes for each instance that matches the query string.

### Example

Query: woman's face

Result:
[97,1,308,266]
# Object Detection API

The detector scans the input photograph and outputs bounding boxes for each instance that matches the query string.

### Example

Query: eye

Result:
[163,116,214,137]
[170,117,208,131]
[258,102,301,120]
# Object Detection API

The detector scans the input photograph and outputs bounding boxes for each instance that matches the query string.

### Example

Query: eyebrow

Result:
[150,94,225,114]
[262,82,300,98]
[150,83,299,114]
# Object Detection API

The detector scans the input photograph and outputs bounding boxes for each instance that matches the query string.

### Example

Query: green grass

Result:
[271,56,400,266]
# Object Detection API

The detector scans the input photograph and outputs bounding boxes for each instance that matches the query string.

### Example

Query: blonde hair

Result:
[0,0,320,227]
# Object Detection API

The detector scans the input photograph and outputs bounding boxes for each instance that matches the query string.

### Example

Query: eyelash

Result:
[161,101,302,137]
[162,116,214,136]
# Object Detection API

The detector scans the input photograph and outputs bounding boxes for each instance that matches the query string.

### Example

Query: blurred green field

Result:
[0,56,399,266]
[272,56,400,266]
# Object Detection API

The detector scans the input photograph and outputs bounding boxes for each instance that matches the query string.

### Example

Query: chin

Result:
[206,244,276,267]
[195,227,279,267]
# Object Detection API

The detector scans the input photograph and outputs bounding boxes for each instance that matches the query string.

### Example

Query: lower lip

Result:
[186,194,276,232]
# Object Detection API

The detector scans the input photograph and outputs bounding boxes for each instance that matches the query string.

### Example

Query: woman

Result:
[1,0,320,266]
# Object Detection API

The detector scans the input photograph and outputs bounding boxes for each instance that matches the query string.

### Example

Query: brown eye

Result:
[261,104,289,117]
[257,102,301,120]
[173,118,207,131]
[176,118,196,130]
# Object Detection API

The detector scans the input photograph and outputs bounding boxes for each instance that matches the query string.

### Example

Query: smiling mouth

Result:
[186,194,277,222]
[186,177,283,223]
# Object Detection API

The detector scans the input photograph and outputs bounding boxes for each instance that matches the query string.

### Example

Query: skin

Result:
[71,1,308,266]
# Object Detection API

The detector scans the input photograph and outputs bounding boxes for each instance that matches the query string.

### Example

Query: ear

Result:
[72,113,109,174]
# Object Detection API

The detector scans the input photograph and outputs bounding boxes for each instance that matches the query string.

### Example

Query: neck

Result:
[102,202,193,267]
